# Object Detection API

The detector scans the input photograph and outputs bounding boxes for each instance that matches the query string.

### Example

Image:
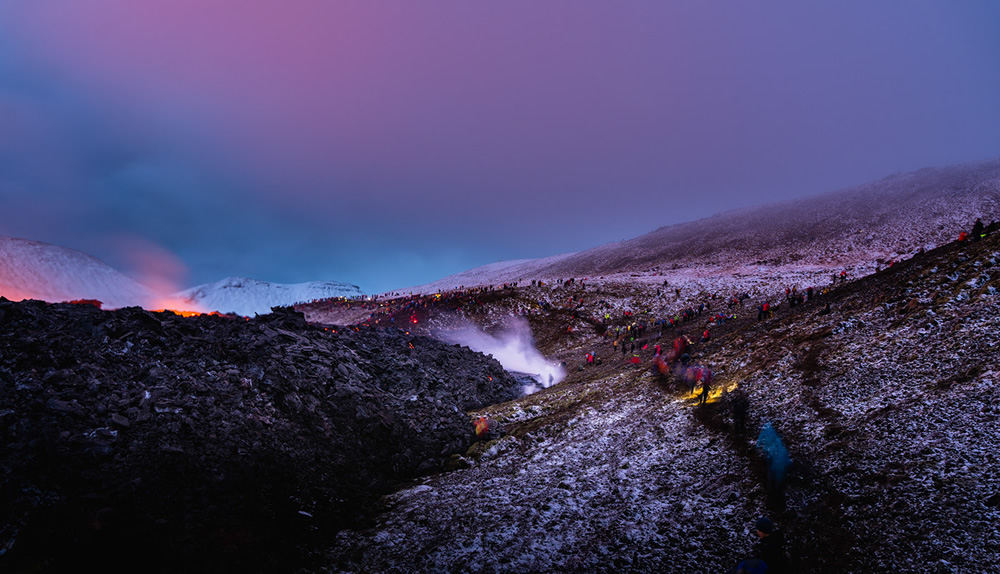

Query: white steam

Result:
[436,316,565,394]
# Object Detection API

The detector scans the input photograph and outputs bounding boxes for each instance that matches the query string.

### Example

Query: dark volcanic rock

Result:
[0,303,520,573]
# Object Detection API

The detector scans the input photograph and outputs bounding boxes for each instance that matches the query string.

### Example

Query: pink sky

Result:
[2,1,999,293]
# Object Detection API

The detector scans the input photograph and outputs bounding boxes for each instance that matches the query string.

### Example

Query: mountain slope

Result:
[326,223,1000,573]
[392,253,577,295]
[0,236,157,309]
[0,305,522,573]
[414,158,1000,290]
[178,276,362,316]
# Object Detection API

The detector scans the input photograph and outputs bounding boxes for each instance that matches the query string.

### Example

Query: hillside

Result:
[0,236,158,309]
[323,223,1000,572]
[2,160,999,573]
[0,305,522,573]
[407,158,1000,293]
[2,221,996,572]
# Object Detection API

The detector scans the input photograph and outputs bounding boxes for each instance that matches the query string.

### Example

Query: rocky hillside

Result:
[324,224,1000,573]
[2,201,997,573]
[0,305,521,573]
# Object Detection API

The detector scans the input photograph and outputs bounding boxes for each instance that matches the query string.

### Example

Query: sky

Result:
[1,1,999,295]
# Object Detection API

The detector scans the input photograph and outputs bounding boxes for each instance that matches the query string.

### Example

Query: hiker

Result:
[729,516,788,574]
[699,370,711,405]
[701,328,710,343]
[752,517,789,573]
[757,422,791,501]
[474,416,500,440]
[672,334,690,361]
[972,217,985,241]
[731,558,768,574]
[686,365,701,395]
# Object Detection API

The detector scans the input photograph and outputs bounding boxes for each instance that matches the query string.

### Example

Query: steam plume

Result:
[436,316,565,394]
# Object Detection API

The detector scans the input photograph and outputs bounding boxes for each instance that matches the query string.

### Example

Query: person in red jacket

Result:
[673,334,689,357]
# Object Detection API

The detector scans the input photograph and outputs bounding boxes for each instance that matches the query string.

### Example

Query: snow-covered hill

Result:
[393,252,577,295]
[178,276,361,317]
[0,236,158,309]
[411,158,1000,291]
[0,236,362,315]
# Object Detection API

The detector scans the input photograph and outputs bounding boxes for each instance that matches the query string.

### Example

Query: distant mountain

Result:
[0,236,362,315]
[411,158,1000,290]
[178,276,362,317]
[0,236,157,309]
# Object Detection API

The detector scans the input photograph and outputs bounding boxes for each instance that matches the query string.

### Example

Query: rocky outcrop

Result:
[0,303,520,573]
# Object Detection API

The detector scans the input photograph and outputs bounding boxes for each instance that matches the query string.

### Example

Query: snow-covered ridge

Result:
[0,236,157,309]
[394,253,578,296]
[0,236,361,315]
[178,276,362,317]
[417,157,1000,289]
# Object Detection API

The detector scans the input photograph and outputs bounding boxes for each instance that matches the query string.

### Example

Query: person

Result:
[757,423,790,501]
[701,328,710,343]
[752,517,788,573]
[731,558,768,574]
[972,217,985,241]
[699,371,711,405]
[673,334,690,360]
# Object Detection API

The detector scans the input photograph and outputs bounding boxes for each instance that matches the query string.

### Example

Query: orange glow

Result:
[151,309,225,318]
